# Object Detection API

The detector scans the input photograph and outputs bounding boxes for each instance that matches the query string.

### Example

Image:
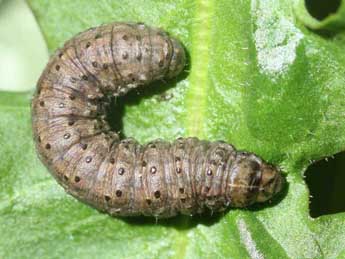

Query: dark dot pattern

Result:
[150,166,157,174]
[31,22,283,219]
[154,191,161,199]
[118,167,125,175]
[85,156,92,163]
[116,190,122,197]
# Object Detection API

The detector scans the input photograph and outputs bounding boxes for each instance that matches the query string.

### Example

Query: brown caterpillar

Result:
[31,22,284,218]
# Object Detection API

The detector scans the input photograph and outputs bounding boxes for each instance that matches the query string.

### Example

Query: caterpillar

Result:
[31,22,284,218]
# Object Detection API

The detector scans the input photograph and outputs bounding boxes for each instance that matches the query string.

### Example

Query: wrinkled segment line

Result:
[185,0,213,138]
[237,218,264,259]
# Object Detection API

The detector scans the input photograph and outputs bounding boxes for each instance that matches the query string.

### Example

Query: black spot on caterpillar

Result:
[31,22,284,218]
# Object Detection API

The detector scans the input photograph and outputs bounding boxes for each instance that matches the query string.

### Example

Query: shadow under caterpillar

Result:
[31,22,284,218]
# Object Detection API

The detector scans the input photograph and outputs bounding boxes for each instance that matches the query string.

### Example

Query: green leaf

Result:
[1,0,345,258]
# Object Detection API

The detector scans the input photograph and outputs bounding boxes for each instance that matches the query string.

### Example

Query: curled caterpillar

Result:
[31,22,284,218]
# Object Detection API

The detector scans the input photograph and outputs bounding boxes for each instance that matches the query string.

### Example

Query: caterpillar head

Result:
[256,163,284,203]
[166,38,186,79]
[228,152,284,207]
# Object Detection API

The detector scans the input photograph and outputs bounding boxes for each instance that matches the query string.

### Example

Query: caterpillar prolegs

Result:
[31,22,284,218]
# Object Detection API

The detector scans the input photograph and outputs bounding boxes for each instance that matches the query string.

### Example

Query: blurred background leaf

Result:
[0,0,47,92]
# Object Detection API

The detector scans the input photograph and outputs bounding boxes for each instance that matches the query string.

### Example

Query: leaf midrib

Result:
[175,0,214,258]
[185,0,214,139]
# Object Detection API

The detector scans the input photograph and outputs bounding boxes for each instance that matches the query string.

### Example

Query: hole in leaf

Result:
[305,151,345,217]
[305,0,341,20]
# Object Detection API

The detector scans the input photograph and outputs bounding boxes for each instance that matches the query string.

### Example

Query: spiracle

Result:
[31,22,284,218]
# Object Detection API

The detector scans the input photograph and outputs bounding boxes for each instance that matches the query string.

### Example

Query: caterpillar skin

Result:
[31,22,284,218]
